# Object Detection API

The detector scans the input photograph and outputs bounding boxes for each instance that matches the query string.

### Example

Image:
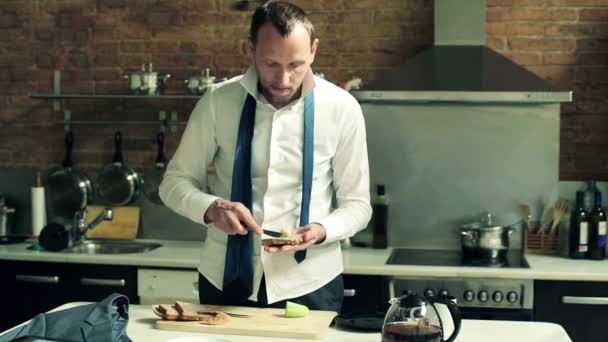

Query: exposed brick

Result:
[68,50,91,68]
[487,37,507,51]
[343,0,407,9]
[35,30,54,41]
[487,8,510,22]
[503,52,541,65]
[510,8,577,21]
[0,67,10,82]
[577,38,608,51]
[99,0,131,8]
[0,13,19,29]
[549,0,608,5]
[545,24,594,37]
[488,0,545,5]
[509,38,576,51]
[35,52,57,69]
[543,53,578,65]
[576,66,608,83]
[506,23,545,36]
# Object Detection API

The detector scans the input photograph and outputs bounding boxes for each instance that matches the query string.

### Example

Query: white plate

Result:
[165,337,232,342]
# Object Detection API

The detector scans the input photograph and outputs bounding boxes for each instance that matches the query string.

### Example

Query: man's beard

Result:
[258,82,301,108]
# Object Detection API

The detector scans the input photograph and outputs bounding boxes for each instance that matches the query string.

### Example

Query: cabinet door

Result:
[0,261,70,331]
[341,274,389,314]
[535,280,608,342]
[67,264,138,304]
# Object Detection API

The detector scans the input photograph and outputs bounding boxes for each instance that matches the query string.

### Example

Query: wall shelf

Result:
[29,94,201,100]
[29,70,196,133]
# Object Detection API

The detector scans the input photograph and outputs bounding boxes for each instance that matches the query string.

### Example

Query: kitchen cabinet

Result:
[535,280,608,342]
[138,268,199,304]
[341,274,390,315]
[0,260,138,331]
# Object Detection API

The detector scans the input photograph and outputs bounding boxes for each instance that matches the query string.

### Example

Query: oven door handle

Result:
[562,296,608,305]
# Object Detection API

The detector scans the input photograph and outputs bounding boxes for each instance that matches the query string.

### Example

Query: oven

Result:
[389,277,534,321]
[386,248,534,321]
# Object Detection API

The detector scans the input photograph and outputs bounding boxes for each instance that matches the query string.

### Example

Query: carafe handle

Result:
[430,296,462,342]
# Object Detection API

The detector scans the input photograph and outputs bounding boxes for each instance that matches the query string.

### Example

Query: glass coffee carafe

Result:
[382,291,462,342]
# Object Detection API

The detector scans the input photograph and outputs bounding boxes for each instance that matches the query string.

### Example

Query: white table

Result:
[4,303,572,342]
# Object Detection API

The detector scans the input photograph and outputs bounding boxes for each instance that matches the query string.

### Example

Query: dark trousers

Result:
[198,273,344,313]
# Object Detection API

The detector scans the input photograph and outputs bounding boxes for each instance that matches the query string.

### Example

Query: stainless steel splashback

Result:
[362,102,560,250]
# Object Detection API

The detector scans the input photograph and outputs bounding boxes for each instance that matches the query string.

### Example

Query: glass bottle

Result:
[582,180,599,213]
[569,191,589,259]
[588,191,606,260]
[371,184,389,249]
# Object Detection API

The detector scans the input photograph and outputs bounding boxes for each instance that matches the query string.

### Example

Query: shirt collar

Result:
[240,65,316,105]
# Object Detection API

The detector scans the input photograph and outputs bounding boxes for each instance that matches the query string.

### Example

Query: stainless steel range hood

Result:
[351,0,572,103]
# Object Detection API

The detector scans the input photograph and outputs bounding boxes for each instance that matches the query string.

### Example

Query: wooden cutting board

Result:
[155,304,337,340]
[84,205,140,240]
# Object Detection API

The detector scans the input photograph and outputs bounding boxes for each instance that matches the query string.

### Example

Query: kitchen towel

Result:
[31,186,46,237]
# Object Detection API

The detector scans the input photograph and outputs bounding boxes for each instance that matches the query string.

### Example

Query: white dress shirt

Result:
[159,66,371,304]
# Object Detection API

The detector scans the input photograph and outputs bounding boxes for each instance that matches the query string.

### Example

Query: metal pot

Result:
[459,212,518,260]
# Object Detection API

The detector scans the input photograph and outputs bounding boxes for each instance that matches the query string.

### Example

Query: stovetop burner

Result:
[386,248,529,268]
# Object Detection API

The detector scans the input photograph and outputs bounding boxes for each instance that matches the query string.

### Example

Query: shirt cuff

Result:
[314,216,347,245]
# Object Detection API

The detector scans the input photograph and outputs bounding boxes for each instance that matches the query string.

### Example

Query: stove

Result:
[386,249,534,321]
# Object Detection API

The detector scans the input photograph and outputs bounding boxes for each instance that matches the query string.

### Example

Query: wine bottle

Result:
[583,180,599,212]
[569,191,589,259]
[588,191,606,260]
[371,184,389,249]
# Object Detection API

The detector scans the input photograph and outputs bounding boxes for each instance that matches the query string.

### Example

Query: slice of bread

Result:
[261,236,302,247]
[155,304,180,320]
[175,301,230,325]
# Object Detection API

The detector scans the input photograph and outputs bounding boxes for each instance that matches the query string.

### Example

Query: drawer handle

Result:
[80,278,126,287]
[344,289,356,297]
[16,275,60,284]
[562,296,608,305]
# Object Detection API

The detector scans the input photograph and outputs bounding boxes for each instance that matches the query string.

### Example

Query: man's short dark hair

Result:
[250,1,315,45]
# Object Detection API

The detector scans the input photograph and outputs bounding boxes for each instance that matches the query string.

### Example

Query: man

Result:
[159,1,371,312]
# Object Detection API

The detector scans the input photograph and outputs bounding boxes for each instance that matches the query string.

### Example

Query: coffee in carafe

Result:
[382,322,442,342]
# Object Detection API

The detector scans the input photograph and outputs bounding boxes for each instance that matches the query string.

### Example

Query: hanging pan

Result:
[96,131,142,206]
[45,131,93,219]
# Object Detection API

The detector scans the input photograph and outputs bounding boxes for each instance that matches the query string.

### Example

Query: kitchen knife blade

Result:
[262,229,282,237]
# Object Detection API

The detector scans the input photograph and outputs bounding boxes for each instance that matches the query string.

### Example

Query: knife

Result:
[262,229,283,237]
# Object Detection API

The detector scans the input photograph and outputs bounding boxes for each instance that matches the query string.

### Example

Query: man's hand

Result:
[264,223,326,253]
[204,198,262,235]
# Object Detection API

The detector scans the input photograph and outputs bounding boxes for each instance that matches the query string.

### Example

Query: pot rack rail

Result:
[29,70,198,133]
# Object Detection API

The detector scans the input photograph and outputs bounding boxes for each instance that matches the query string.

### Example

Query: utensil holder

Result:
[524,221,560,255]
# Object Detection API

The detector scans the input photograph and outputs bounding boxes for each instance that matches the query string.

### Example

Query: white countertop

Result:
[1,240,608,281]
[3,302,571,342]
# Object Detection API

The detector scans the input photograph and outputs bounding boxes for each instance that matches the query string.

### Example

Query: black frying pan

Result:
[96,131,142,206]
[46,131,93,219]
[143,131,166,205]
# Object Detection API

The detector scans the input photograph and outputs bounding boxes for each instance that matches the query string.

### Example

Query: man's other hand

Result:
[264,223,326,253]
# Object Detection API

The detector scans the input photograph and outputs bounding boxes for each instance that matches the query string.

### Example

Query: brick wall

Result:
[0,0,432,175]
[1,0,606,181]
[487,0,608,180]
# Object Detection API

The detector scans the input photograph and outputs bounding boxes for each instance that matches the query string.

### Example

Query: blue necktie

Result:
[222,91,314,298]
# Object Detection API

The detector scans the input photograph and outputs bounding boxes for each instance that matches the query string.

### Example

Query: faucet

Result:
[70,207,114,246]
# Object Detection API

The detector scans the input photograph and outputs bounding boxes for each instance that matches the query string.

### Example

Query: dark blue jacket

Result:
[0,293,132,342]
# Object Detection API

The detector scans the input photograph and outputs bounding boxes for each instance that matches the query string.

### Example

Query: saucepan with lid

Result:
[459,212,519,260]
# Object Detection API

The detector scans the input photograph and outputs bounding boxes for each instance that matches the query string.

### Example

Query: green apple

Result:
[285,301,309,318]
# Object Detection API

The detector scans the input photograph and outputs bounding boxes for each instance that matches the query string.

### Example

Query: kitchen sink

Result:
[62,240,162,254]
